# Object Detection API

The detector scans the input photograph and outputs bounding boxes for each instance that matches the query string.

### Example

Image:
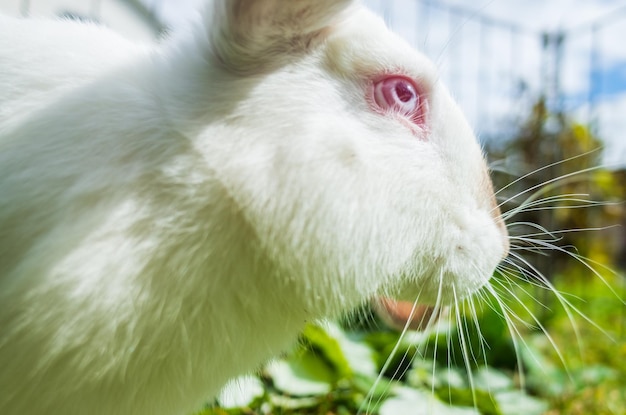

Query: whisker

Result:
[358,298,418,415]
[507,202,609,214]
[428,271,449,405]
[466,284,491,372]
[496,262,565,305]
[493,148,602,197]
[452,285,478,407]
[505,250,602,361]
[467,264,493,367]
[489,278,574,380]
[483,283,536,389]
[359,270,447,415]
[510,238,625,307]
[509,225,618,239]
[495,164,605,217]
[502,193,601,210]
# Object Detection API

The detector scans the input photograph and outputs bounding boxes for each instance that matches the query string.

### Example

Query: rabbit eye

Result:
[373,77,426,126]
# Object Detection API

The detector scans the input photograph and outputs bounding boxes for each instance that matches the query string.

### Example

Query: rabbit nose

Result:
[482,167,510,259]
[494,207,510,259]
[489,196,510,259]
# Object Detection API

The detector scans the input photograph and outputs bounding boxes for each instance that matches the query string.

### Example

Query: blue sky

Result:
[594,63,626,97]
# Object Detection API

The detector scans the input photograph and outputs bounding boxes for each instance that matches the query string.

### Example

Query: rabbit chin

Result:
[384,209,506,306]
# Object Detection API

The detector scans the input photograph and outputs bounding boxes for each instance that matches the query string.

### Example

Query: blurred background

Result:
[1,1,624,414]
[2,0,625,165]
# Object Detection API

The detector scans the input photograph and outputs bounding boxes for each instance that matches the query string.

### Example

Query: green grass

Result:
[195,267,626,415]
[526,271,626,415]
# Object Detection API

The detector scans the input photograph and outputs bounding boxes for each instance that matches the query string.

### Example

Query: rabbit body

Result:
[0,1,508,414]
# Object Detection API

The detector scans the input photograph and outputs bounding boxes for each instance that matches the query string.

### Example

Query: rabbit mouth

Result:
[373,298,441,331]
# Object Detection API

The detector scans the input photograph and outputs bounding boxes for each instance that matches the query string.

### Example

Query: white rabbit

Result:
[0,1,509,414]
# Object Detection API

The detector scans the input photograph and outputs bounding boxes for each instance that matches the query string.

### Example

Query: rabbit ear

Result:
[207,0,355,72]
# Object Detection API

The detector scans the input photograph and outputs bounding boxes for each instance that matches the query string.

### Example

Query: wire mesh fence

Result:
[365,0,626,156]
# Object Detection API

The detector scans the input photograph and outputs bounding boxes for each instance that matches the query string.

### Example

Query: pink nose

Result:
[491,201,509,259]
[483,167,509,259]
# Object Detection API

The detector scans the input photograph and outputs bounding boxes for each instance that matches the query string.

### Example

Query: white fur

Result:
[0,1,508,414]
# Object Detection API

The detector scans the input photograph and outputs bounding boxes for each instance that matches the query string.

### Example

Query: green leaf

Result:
[472,367,514,392]
[438,367,468,389]
[380,386,480,415]
[435,386,502,415]
[268,394,322,410]
[407,359,438,388]
[302,323,353,378]
[265,352,335,396]
[494,390,548,415]
[351,372,397,401]
[321,322,378,377]
[571,365,619,390]
[217,376,265,409]
[517,334,567,397]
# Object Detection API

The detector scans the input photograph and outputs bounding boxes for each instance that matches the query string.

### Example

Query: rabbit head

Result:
[182,0,510,313]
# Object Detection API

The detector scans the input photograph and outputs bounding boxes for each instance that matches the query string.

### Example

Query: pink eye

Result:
[373,77,426,128]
